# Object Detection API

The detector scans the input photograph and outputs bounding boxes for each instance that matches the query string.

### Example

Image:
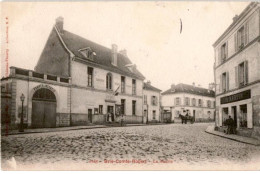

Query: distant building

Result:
[213,2,260,139]
[161,83,215,122]
[1,17,146,129]
[143,81,161,123]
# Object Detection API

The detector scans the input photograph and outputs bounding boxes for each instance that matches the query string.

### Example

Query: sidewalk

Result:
[205,125,260,146]
[1,123,148,136]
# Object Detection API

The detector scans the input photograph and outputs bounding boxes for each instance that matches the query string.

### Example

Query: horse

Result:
[179,114,195,124]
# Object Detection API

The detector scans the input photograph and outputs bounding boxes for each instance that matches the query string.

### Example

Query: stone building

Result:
[143,81,161,123]
[213,2,260,139]
[1,17,146,129]
[161,83,215,122]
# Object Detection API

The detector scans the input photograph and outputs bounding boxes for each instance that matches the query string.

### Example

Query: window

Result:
[79,48,94,60]
[240,104,247,128]
[99,105,103,114]
[221,72,229,92]
[106,73,112,90]
[121,99,125,115]
[121,76,125,93]
[237,61,248,87]
[221,43,227,62]
[198,99,202,107]
[151,96,157,106]
[132,100,136,115]
[185,97,190,106]
[153,110,156,119]
[192,98,196,106]
[87,67,93,87]
[144,95,147,104]
[132,79,136,95]
[237,26,245,50]
[207,100,211,108]
[175,97,181,105]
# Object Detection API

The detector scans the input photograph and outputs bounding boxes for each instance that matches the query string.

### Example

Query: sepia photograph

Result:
[1,0,260,171]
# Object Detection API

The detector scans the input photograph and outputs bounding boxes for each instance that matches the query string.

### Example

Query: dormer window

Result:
[78,47,95,60]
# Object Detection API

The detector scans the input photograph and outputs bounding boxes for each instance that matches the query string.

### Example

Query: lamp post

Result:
[19,93,25,132]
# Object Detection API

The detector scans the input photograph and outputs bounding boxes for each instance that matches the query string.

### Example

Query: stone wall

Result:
[56,113,70,127]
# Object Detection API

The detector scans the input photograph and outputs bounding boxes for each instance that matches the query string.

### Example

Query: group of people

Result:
[225,116,235,134]
[106,112,125,126]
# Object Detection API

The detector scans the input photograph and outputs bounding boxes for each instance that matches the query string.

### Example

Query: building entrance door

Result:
[88,109,92,123]
[107,106,114,122]
[32,88,56,128]
[232,106,237,128]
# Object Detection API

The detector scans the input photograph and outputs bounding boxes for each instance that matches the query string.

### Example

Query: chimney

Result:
[111,44,118,66]
[171,84,175,91]
[119,49,127,57]
[192,82,195,86]
[56,16,64,33]
[147,80,151,85]
[233,15,238,22]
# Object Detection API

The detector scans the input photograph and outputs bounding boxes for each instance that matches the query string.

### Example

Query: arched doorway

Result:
[32,88,57,128]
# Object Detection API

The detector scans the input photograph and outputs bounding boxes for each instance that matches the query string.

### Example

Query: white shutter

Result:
[247,103,253,128]
[219,75,222,93]
[244,60,249,85]
[226,72,229,91]
[245,22,249,45]
[219,107,222,126]
[235,66,239,87]
[234,32,238,52]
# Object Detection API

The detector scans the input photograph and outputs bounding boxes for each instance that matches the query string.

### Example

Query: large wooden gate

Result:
[161,112,172,123]
[32,88,56,128]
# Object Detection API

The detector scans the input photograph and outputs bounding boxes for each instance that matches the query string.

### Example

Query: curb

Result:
[2,123,168,136]
[205,126,260,146]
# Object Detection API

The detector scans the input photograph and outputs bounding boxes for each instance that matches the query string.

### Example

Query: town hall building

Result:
[1,17,146,129]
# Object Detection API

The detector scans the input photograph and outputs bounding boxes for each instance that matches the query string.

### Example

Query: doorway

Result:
[232,106,237,128]
[32,88,56,128]
[107,106,114,122]
[88,109,92,123]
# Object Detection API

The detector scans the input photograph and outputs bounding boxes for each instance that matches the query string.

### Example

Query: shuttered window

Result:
[237,61,249,87]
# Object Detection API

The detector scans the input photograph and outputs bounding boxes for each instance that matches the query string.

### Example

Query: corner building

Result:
[213,2,260,139]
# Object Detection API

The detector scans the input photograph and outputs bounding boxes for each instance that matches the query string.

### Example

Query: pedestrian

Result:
[226,116,234,134]
[120,114,124,127]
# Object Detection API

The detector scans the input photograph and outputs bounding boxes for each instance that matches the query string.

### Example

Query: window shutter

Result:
[226,72,229,91]
[218,47,221,65]
[219,75,222,93]
[174,98,176,105]
[245,22,249,45]
[225,41,228,58]
[235,66,238,87]
[247,103,253,128]
[151,96,153,105]
[244,60,249,85]
[234,32,237,52]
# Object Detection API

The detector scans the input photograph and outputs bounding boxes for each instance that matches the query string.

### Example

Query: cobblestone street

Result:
[2,123,260,170]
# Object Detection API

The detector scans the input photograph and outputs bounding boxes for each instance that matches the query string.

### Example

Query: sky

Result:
[1,1,250,91]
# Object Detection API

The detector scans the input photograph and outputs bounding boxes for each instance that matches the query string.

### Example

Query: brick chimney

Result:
[233,15,238,22]
[171,84,175,91]
[147,80,151,85]
[111,44,118,66]
[119,49,127,57]
[56,16,64,33]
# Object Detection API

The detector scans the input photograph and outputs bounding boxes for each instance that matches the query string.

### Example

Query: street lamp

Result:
[19,93,25,132]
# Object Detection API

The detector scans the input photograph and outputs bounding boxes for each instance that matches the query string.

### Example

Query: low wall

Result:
[124,115,143,124]
[56,113,70,127]
[71,113,88,126]
[92,114,106,124]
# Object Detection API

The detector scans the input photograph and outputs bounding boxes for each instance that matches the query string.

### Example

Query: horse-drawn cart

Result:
[179,114,195,124]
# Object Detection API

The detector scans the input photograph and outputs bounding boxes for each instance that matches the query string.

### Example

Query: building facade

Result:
[143,82,161,123]
[161,83,215,122]
[213,2,260,139]
[1,17,146,129]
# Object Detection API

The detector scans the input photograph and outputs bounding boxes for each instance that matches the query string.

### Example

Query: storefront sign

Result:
[220,90,251,104]
[33,84,55,92]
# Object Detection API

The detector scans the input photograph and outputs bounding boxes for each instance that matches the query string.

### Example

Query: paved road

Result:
[1,123,260,170]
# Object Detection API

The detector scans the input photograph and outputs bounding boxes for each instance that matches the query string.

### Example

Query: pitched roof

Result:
[143,82,161,92]
[59,29,145,80]
[161,83,215,97]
